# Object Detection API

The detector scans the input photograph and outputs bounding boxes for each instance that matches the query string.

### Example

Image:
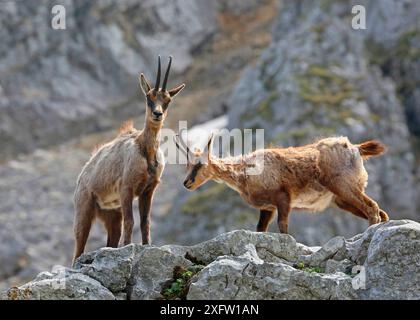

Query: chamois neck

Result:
[137,117,163,160]
[143,119,162,145]
[211,156,248,192]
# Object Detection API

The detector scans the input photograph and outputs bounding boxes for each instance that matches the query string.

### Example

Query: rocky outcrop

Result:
[2,220,419,300]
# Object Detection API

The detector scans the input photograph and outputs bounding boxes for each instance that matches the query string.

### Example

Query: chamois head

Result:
[175,133,215,190]
[139,56,185,126]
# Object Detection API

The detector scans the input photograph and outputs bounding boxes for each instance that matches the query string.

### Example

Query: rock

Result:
[363,220,420,299]
[129,246,193,300]
[2,266,115,300]
[325,259,355,275]
[2,220,419,300]
[187,245,356,300]
[74,245,136,293]
[298,236,346,267]
[186,230,314,265]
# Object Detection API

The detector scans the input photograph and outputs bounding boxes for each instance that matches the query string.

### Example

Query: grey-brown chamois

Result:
[73,56,185,263]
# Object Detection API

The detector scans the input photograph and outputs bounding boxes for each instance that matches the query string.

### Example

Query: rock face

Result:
[2,220,419,300]
[0,0,218,160]
[179,0,419,246]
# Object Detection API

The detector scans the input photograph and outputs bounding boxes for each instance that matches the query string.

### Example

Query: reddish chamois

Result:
[175,134,389,234]
[73,56,185,263]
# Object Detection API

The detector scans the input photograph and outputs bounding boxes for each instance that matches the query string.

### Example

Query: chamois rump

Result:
[175,134,389,234]
[73,56,185,263]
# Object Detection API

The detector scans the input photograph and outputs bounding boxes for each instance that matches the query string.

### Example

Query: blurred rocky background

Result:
[0,0,418,291]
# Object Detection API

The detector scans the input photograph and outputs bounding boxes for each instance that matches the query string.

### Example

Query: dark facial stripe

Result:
[147,96,155,109]
[189,163,203,181]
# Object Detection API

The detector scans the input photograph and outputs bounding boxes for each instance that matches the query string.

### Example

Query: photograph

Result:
[0,0,419,308]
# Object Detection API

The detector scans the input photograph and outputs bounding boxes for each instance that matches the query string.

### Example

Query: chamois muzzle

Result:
[183,179,193,189]
[152,110,163,121]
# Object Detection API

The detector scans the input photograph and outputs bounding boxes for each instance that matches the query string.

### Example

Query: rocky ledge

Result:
[1,220,419,300]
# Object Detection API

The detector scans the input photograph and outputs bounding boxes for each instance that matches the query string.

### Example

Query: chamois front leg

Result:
[121,187,134,245]
[257,209,275,232]
[138,183,158,245]
[275,190,291,234]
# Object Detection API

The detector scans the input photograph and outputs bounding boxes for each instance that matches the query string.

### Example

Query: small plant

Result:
[294,262,324,274]
[162,265,204,300]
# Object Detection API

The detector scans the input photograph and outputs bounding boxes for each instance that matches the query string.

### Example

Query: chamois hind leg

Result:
[98,209,122,248]
[379,209,389,222]
[256,209,275,232]
[73,193,96,264]
[275,190,291,234]
[359,192,389,223]
[328,184,381,225]
[121,187,134,246]
[334,197,368,220]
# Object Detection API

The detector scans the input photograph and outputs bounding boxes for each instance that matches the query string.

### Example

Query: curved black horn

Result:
[162,55,172,92]
[154,55,161,93]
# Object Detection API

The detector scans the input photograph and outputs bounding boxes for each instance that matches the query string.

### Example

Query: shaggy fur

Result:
[73,57,185,263]
[178,136,389,234]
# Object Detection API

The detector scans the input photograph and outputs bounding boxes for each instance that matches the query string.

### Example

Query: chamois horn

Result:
[162,55,172,92]
[154,55,161,93]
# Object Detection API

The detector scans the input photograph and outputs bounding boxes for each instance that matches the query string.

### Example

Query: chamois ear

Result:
[168,83,185,97]
[205,133,215,163]
[139,73,152,95]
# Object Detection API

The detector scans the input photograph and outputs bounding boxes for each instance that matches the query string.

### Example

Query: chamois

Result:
[175,134,389,234]
[73,56,185,263]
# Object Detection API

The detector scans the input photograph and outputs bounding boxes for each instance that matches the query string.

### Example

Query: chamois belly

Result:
[291,188,334,212]
[96,192,123,210]
[95,181,131,210]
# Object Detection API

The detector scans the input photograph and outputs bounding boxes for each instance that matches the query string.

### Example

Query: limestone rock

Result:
[2,220,419,300]
[2,266,115,300]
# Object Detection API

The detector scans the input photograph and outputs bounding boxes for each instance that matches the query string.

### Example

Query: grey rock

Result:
[186,230,314,265]
[2,266,115,300]
[325,259,355,275]
[298,236,346,267]
[129,246,193,300]
[187,246,357,300]
[75,244,136,293]
[3,220,419,300]
[363,220,420,299]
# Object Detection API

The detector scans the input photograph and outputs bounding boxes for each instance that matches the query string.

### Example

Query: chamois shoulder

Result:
[91,121,139,156]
